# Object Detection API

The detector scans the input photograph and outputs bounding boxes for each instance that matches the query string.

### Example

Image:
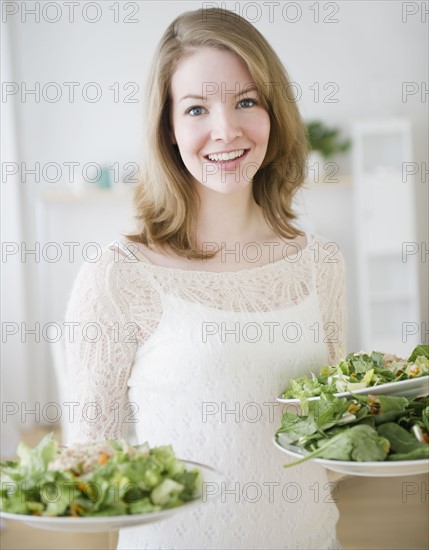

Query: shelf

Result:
[39,185,135,203]
[352,118,420,352]
[303,175,353,189]
[40,178,352,203]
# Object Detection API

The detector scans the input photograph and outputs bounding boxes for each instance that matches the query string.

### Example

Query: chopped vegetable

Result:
[281,345,429,402]
[0,435,202,517]
[276,394,429,467]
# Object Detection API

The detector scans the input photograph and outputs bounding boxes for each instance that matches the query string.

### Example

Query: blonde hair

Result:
[127,7,308,258]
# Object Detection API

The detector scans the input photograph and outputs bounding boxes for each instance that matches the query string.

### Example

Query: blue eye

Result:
[238,98,257,108]
[185,106,206,116]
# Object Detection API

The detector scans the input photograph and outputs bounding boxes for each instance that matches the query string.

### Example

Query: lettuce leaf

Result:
[407,345,429,363]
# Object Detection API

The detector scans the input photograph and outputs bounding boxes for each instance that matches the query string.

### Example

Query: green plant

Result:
[306,121,351,159]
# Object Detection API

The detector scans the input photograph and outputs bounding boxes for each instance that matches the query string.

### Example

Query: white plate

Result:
[0,460,225,532]
[274,433,429,477]
[277,375,429,404]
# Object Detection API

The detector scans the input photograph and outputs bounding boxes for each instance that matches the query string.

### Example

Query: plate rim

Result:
[277,374,429,404]
[273,435,429,477]
[0,459,225,527]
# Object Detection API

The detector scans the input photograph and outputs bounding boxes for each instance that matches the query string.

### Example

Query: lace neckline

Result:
[111,233,313,277]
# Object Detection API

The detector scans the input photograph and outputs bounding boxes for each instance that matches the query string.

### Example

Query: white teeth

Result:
[207,149,245,162]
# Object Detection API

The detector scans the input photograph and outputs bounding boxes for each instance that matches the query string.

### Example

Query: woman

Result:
[65,7,346,549]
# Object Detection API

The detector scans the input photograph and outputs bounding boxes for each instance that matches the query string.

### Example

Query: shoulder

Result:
[75,241,145,279]
[68,242,154,307]
[66,243,163,345]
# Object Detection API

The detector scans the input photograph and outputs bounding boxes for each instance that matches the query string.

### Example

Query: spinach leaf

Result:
[277,394,429,468]
[281,424,390,468]
[351,394,409,424]
[278,394,351,444]
[422,406,429,432]
[277,412,319,442]
[377,423,425,454]
[375,396,410,424]
[316,425,389,462]
[387,447,429,461]
[311,394,350,429]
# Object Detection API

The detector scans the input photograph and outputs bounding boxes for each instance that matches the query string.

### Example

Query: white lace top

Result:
[65,233,346,550]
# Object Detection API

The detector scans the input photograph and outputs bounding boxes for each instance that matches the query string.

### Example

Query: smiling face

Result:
[169,47,271,197]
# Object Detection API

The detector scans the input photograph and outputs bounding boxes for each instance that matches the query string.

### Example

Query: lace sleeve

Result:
[314,237,347,364]
[64,249,143,444]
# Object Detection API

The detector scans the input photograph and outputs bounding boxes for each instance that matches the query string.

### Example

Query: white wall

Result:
[2,1,428,427]
[1,19,29,456]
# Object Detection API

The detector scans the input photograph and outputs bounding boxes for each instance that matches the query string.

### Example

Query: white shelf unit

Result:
[35,183,136,324]
[352,119,420,357]
[40,183,135,202]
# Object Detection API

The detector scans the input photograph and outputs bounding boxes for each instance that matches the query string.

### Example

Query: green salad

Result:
[0,434,202,517]
[282,345,429,401]
[276,393,429,467]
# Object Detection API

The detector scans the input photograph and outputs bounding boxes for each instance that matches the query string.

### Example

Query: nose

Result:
[210,109,242,143]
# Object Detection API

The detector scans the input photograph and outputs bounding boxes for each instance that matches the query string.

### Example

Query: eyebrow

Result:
[179,85,258,103]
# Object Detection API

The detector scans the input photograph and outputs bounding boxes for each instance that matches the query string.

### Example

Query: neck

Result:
[195,186,271,252]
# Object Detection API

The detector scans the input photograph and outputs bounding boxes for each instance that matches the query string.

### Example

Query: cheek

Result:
[246,112,271,147]
[259,113,271,143]
[173,120,202,152]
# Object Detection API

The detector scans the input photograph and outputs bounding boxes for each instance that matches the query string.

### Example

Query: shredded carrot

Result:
[98,452,110,465]
[70,503,83,517]
[347,402,360,414]
[77,482,88,493]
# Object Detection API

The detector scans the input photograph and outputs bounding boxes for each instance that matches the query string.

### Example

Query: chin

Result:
[198,179,253,196]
